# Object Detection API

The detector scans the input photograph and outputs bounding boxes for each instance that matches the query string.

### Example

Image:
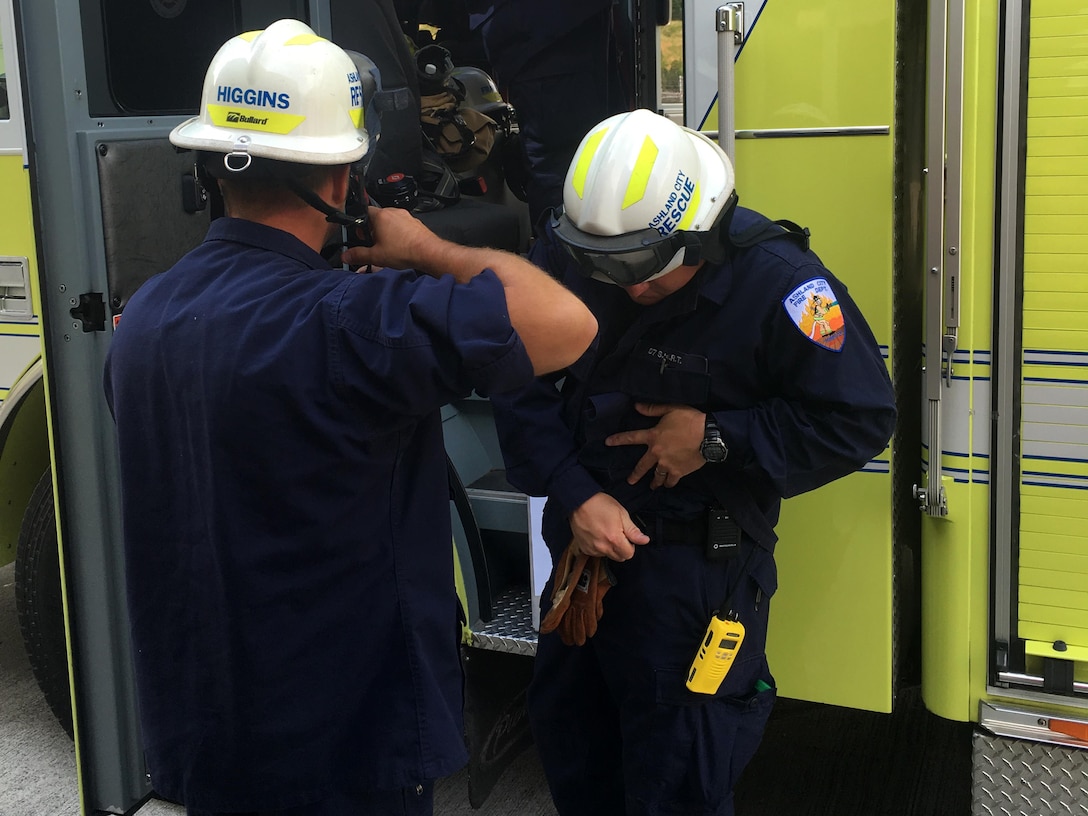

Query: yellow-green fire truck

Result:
[0,0,1085,813]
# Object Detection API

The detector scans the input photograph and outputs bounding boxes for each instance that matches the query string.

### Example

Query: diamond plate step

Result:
[469,588,538,656]
[972,730,1088,815]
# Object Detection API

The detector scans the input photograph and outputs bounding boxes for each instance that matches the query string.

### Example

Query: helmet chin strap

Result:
[681,235,705,267]
[673,191,740,269]
[196,149,377,248]
[287,178,375,248]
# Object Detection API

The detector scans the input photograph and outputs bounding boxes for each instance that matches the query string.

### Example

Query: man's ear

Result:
[330,164,352,210]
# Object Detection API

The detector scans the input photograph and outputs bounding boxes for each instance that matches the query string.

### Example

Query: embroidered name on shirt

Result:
[647,347,685,367]
[643,346,709,376]
[783,277,846,352]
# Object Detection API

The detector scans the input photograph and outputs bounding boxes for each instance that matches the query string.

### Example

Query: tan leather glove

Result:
[539,542,615,646]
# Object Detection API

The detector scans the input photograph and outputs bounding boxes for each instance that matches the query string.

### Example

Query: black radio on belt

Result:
[706,507,742,561]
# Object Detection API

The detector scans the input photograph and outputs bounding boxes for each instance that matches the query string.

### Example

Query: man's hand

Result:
[570,492,650,561]
[605,402,706,489]
[341,206,444,273]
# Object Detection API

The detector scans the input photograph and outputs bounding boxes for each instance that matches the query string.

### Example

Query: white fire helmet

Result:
[170,19,369,170]
[556,109,737,286]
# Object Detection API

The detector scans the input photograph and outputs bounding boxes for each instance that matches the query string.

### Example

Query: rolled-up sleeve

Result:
[329,268,535,421]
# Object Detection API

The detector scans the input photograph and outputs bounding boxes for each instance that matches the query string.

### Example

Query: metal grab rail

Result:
[715,3,744,164]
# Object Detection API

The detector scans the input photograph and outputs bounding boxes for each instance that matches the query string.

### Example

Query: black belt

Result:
[635,512,707,546]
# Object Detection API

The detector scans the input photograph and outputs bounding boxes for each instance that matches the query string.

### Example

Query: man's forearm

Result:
[341,209,597,376]
[426,241,598,376]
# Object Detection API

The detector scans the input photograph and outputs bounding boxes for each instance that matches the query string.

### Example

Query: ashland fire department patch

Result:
[783,278,846,351]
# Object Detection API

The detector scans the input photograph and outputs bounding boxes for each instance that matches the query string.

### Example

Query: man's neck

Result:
[253,209,333,254]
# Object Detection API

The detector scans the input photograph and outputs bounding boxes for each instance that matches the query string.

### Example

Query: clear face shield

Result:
[551,192,737,287]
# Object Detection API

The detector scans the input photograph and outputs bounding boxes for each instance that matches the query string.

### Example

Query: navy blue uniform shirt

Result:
[103,218,533,811]
[492,207,897,553]
[466,0,616,82]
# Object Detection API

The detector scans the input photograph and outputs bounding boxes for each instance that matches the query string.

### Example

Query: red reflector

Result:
[1051,719,1088,742]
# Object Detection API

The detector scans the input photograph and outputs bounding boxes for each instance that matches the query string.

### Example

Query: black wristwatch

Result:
[700,414,728,463]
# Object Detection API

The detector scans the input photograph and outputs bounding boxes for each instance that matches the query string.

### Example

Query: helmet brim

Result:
[170,117,370,166]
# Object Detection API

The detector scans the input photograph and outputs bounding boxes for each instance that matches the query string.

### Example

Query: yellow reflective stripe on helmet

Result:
[351,106,363,128]
[238,30,261,42]
[571,127,609,200]
[622,136,658,210]
[207,104,306,135]
[676,182,701,230]
[284,33,326,46]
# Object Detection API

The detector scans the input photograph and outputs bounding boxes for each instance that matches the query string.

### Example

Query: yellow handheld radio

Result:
[685,531,757,696]
[685,612,745,694]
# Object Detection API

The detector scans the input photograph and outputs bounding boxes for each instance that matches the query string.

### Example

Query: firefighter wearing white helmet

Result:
[171,18,369,167]
[104,18,597,816]
[491,108,896,815]
[552,108,738,287]
[171,18,384,243]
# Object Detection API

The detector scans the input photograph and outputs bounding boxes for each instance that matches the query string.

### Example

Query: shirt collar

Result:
[635,258,733,322]
[204,217,333,271]
[691,258,733,307]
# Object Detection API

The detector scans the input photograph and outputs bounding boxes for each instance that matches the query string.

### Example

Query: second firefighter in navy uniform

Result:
[491,109,897,816]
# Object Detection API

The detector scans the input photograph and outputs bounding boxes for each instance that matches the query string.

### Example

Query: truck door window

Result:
[89,0,308,116]
[661,2,683,123]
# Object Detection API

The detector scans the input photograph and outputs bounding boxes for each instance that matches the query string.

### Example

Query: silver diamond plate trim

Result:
[972,730,1088,815]
[469,589,538,656]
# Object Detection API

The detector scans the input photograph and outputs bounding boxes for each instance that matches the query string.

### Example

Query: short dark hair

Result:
[205,156,343,216]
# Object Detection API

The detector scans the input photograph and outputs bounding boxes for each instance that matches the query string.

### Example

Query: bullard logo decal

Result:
[225,112,270,126]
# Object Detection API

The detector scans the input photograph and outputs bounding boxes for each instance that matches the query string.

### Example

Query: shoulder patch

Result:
[783,277,846,351]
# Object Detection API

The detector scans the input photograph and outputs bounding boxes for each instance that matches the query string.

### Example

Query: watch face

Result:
[701,438,728,463]
[702,417,728,462]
